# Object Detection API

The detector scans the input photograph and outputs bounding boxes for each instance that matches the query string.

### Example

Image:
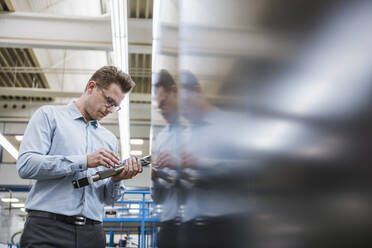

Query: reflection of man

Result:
[179,71,246,248]
[17,66,142,248]
[152,69,183,248]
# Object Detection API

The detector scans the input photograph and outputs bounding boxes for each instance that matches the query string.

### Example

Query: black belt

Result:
[163,217,182,226]
[28,210,101,226]
[185,216,236,226]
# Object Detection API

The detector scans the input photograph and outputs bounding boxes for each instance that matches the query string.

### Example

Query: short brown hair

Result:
[88,66,135,93]
[154,69,176,92]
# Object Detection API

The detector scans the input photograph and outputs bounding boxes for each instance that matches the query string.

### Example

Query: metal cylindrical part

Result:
[91,174,101,182]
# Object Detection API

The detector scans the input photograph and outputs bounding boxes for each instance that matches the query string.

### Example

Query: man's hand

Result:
[87,148,120,168]
[181,151,198,168]
[112,157,142,182]
[155,150,178,168]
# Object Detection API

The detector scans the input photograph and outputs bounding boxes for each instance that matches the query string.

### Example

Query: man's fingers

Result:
[137,157,142,173]
[101,151,117,167]
[101,156,114,168]
[132,157,138,171]
[88,148,121,168]
[157,150,170,160]
[103,150,120,165]
[123,164,130,175]
[113,157,143,181]
[131,157,142,174]
[158,151,167,157]
[129,159,136,178]
[124,159,133,178]
[156,153,165,163]
[119,163,130,178]
[155,158,163,166]
[108,150,120,164]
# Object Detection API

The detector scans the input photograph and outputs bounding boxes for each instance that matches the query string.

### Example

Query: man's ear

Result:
[86,81,96,94]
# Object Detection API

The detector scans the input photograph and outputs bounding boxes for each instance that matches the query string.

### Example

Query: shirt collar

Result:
[91,120,99,128]
[68,102,99,129]
[68,102,83,120]
[168,119,181,131]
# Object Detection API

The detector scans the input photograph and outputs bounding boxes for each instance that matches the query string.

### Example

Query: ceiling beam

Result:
[0,66,152,78]
[0,11,152,53]
[0,86,151,101]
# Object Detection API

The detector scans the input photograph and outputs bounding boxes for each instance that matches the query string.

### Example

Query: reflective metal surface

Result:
[151,1,372,247]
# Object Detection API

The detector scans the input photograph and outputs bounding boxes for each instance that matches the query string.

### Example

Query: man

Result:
[17,66,142,248]
[151,69,184,248]
[179,71,248,248]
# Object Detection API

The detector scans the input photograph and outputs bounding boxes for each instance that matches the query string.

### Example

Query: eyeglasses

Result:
[97,86,121,112]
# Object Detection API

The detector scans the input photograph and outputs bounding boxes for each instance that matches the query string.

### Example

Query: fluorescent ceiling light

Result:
[11,203,25,208]
[1,198,19,203]
[130,150,143,156]
[0,133,19,159]
[130,139,144,145]
[15,135,23,141]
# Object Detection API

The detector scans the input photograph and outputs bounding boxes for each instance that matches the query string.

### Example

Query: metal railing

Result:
[103,190,160,248]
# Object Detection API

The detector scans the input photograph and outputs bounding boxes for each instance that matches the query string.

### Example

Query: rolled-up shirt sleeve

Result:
[16,107,86,180]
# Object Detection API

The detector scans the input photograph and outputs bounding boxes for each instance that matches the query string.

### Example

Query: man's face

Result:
[87,82,125,121]
[156,86,178,122]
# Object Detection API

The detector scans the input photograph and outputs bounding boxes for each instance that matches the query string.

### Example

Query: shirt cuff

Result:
[110,178,123,190]
[64,155,87,172]
[107,179,125,198]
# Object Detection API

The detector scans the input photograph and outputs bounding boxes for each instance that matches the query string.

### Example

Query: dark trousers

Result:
[178,216,250,248]
[157,220,182,248]
[20,215,106,248]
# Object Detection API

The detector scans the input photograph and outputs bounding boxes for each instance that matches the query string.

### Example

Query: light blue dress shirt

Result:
[17,102,125,221]
[182,110,247,222]
[151,124,183,221]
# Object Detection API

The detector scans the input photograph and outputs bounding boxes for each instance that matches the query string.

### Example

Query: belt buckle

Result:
[74,216,86,225]
[174,217,182,226]
[194,217,207,226]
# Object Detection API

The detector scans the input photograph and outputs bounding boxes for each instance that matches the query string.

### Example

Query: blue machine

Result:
[103,190,160,248]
